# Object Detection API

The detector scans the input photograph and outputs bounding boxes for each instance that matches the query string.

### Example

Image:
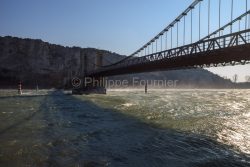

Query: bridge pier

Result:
[72,51,106,95]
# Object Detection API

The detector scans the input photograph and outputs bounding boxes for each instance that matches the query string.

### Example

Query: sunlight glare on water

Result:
[89,89,250,155]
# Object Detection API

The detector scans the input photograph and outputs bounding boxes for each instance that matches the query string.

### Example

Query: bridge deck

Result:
[89,30,250,77]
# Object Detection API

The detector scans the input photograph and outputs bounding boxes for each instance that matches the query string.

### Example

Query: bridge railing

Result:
[96,29,250,72]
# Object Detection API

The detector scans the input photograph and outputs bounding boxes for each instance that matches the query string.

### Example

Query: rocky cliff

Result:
[0,36,234,89]
[0,36,124,88]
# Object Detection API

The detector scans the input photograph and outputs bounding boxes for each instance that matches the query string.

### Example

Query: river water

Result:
[0,89,249,167]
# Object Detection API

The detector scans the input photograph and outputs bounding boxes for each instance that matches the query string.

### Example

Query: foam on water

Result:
[106,89,250,154]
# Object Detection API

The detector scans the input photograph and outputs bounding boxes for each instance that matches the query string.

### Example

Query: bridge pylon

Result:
[72,51,106,95]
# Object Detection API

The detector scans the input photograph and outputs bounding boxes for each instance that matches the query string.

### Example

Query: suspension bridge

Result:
[74,0,250,93]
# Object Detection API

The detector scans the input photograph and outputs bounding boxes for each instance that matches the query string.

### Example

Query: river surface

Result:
[0,89,249,167]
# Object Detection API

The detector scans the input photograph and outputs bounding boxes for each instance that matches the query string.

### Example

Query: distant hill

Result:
[108,69,234,88]
[0,36,244,89]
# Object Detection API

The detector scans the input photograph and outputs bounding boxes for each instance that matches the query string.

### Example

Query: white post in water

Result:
[36,80,39,92]
[18,81,22,95]
[145,82,148,94]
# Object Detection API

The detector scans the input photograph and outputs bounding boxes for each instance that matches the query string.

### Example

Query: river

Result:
[0,89,249,166]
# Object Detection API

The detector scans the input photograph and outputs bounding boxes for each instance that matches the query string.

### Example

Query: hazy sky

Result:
[0,0,249,82]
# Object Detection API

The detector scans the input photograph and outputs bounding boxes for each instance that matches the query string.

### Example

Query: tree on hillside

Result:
[245,75,250,82]
[232,74,238,83]
[223,76,228,80]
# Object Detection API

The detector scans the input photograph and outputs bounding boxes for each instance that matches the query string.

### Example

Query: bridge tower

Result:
[95,51,103,70]
[72,51,106,95]
[79,51,87,76]
[91,51,106,93]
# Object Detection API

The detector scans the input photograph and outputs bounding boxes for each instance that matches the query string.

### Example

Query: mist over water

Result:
[0,89,249,166]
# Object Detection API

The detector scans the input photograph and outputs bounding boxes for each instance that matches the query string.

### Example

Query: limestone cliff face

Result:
[0,36,123,88]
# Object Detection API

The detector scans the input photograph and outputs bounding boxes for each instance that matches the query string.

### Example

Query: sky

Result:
[0,0,249,82]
